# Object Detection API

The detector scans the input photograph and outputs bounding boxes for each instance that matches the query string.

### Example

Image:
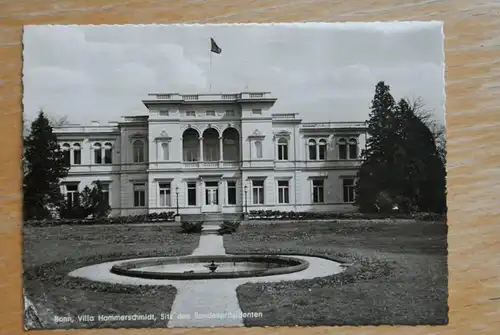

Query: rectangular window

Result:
[133,184,146,207]
[312,179,324,203]
[277,140,288,160]
[252,180,264,205]
[159,182,171,207]
[186,111,196,117]
[133,141,145,163]
[349,143,358,159]
[94,149,102,164]
[227,181,237,205]
[206,110,216,116]
[104,148,112,164]
[101,183,110,205]
[73,150,81,165]
[277,180,290,204]
[159,110,169,116]
[343,178,355,203]
[225,110,235,117]
[319,143,326,160]
[252,109,262,115]
[339,144,347,160]
[65,184,79,208]
[187,182,197,206]
[63,150,70,166]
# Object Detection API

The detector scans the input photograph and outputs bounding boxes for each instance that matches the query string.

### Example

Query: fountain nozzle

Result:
[208,261,218,273]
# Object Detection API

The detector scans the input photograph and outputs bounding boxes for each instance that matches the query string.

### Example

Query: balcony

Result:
[146,92,273,102]
[183,161,240,169]
[301,159,363,169]
[301,122,367,130]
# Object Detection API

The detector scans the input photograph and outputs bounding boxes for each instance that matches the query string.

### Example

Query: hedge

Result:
[218,220,241,235]
[247,210,446,222]
[24,211,176,227]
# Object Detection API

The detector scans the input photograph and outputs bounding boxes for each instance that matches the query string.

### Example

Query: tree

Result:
[355,81,399,212]
[23,113,69,137]
[60,181,110,220]
[87,181,111,219]
[23,111,70,220]
[355,81,447,214]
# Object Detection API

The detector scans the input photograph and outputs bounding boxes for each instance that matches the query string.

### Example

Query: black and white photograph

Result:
[22,22,448,329]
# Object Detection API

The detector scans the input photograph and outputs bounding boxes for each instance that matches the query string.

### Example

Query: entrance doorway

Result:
[203,181,220,212]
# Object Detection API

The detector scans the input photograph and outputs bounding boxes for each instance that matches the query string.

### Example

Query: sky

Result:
[22,22,445,126]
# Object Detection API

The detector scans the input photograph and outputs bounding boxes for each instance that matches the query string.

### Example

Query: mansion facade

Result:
[54,92,368,217]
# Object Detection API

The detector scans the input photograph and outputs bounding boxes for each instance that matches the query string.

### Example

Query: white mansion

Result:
[54,92,367,217]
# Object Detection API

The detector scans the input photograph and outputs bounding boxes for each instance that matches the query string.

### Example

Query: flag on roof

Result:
[210,37,221,54]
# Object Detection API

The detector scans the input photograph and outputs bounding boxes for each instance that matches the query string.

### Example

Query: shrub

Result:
[245,210,445,222]
[24,211,177,227]
[180,221,203,234]
[218,220,241,235]
[410,212,446,222]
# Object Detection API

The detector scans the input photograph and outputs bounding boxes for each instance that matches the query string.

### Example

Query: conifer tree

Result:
[356,81,398,212]
[23,110,70,220]
[355,81,447,214]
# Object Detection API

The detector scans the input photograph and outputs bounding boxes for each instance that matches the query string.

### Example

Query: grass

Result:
[223,220,448,326]
[23,225,199,329]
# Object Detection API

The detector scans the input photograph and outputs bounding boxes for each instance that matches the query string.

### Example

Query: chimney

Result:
[91,121,99,126]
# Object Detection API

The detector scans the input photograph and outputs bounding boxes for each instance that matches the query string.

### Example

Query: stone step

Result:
[181,213,243,222]
[201,224,221,235]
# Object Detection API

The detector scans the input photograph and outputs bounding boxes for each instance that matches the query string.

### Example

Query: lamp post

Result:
[244,184,248,214]
[175,186,179,216]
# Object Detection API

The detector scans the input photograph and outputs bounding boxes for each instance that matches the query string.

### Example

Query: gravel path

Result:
[68,229,345,328]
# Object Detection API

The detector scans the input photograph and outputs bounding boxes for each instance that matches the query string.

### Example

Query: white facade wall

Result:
[54,92,367,217]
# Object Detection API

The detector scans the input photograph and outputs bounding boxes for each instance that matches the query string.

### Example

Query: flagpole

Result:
[209,48,212,93]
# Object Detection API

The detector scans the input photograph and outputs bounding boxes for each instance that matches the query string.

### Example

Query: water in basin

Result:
[130,261,276,274]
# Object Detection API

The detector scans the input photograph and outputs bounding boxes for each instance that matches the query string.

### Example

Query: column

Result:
[180,137,184,162]
[155,141,159,162]
[219,179,225,208]
[219,136,224,161]
[200,179,205,210]
[199,137,204,162]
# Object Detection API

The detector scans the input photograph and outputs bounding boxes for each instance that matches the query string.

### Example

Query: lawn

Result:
[23,224,199,329]
[223,219,448,326]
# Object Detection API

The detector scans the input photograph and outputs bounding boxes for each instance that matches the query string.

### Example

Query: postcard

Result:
[22,22,447,329]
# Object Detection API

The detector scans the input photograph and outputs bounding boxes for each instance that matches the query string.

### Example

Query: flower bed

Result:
[24,211,177,227]
[218,220,241,235]
[180,221,204,234]
[247,210,445,222]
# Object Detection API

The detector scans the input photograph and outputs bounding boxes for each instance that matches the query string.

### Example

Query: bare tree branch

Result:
[403,97,447,161]
[49,115,70,127]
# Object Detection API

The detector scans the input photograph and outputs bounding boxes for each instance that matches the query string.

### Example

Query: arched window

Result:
[348,138,358,159]
[318,139,327,160]
[73,143,81,165]
[93,142,102,164]
[133,140,145,163]
[308,139,317,160]
[182,128,200,162]
[161,142,169,161]
[104,142,113,164]
[255,140,263,159]
[338,138,347,160]
[62,143,71,166]
[277,138,288,160]
[222,127,240,161]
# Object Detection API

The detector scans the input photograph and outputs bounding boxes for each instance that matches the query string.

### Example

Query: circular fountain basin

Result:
[110,255,309,280]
